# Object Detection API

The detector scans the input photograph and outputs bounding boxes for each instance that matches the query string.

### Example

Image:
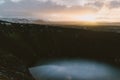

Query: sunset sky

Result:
[0,0,120,22]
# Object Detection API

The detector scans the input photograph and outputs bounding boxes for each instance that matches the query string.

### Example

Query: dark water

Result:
[29,59,120,80]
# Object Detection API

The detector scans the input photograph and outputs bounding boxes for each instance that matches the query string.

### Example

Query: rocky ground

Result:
[0,53,34,80]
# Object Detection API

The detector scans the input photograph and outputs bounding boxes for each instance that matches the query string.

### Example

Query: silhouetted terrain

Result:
[0,20,120,66]
[0,20,120,79]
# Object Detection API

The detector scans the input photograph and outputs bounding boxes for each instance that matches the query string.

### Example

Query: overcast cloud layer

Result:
[0,0,120,21]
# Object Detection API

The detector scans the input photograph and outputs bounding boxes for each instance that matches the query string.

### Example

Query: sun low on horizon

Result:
[72,14,97,22]
[38,13,98,22]
[0,0,120,23]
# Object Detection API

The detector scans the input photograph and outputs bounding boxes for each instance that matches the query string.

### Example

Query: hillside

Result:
[0,20,120,67]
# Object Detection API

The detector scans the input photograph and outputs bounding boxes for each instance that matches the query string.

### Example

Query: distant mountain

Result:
[0,19,13,26]
[0,20,9,23]
[33,20,120,33]
[0,18,35,24]
[0,18,47,25]
[1,18,120,34]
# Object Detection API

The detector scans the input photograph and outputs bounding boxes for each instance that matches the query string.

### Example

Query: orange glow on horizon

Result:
[73,14,97,22]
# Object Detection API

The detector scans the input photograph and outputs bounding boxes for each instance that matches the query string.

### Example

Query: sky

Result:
[0,0,120,22]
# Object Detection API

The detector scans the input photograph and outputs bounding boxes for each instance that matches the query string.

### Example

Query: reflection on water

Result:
[29,60,120,80]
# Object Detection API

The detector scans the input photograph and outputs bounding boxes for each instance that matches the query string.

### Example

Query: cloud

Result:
[109,0,120,8]
[38,0,103,8]
[10,0,22,3]
[0,0,22,5]
[0,0,120,22]
[37,0,120,9]
[0,0,5,5]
